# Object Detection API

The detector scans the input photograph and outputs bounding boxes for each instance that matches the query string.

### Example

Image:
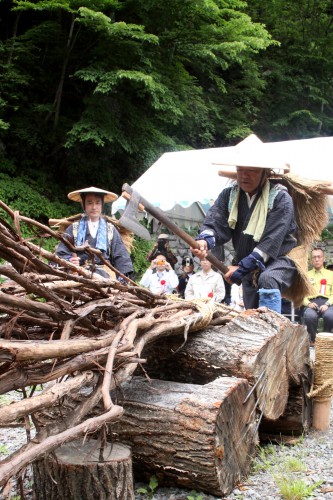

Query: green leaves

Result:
[0,0,307,204]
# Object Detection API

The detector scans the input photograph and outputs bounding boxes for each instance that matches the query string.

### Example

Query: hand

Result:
[224,265,240,285]
[319,304,329,313]
[69,253,80,266]
[150,259,157,269]
[164,262,172,270]
[192,239,207,259]
[307,302,318,310]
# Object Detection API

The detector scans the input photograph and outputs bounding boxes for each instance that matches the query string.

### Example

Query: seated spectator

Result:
[140,254,179,295]
[146,234,178,269]
[177,256,195,298]
[185,258,225,302]
[303,247,333,345]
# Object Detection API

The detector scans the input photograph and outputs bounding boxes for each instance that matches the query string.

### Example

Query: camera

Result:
[156,260,165,266]
[157,239,167,251]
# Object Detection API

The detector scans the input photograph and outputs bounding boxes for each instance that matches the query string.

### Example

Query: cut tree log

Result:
[110,376,258,497]
[259,381,313,438]
[33,440,134,500]
[140,309,309,421]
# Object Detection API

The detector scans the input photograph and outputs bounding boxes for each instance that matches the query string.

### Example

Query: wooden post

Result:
[311,332,333,431]
[33,440,134,500]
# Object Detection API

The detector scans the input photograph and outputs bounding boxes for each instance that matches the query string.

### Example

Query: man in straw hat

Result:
[193,134,297,313]
[56,186,133,279]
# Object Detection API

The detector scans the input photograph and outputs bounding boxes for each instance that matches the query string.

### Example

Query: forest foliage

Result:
[0,0,332,220]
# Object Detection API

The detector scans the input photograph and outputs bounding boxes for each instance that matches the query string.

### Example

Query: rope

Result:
[307,333,333,401]
[188,298,215,332]
[167,295,240,331]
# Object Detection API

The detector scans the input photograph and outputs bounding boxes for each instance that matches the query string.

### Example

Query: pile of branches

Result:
[0,200,238,490]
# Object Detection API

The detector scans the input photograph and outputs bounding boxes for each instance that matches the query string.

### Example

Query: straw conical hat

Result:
[68,186,118,203]
[215,134,290,174]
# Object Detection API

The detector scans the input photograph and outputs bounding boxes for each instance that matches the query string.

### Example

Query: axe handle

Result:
[122,183,229,275]
[121,191,145,211]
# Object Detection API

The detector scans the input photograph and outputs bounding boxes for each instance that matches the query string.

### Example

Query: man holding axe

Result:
[194,135,297,313]
[120,135,330,310]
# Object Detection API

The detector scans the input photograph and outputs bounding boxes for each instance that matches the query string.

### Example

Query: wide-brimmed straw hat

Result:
[214,134,290,175]
[67,186,118,203]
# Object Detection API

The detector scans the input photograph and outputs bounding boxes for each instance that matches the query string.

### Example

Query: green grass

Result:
[252,444,277,472]
[0,444,9,454]
[282,456,307,473]
[136,475,159,498]
[0,394,10,406]
[275,475,323,499]
[251,443,323,499]
[187,491,204,500]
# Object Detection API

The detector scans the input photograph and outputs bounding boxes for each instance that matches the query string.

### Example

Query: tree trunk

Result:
[259,381,313,438]
[111,376,258,497]
[285,322,311,385]
[141,309,304,420]
[33,440,134,500]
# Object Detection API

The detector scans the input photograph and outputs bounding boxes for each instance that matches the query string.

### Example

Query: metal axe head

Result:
[119,189,151,240]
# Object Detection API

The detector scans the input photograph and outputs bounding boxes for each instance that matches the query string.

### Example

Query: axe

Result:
[119,183,229,275]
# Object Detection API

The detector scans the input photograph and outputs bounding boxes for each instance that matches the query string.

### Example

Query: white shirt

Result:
[230,284,245,311]
[140,268,179,294]
[87,220,99,238]
[184,269,225,302]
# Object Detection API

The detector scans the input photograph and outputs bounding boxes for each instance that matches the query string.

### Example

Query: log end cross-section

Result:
[111,376,258,497]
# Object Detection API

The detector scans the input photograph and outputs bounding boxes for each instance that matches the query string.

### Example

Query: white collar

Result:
[88,219,99,238]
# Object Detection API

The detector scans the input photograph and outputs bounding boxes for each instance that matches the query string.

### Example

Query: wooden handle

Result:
[122,184,229,275]
[121,191,145,211]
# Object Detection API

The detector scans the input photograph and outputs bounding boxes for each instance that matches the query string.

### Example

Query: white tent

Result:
[111,136,333,227]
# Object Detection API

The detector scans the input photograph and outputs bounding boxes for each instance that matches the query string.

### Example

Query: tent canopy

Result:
[112,136,333,227]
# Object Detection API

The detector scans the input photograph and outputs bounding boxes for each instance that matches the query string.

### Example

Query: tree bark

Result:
[33,440,134,500]
[110,376,258,497]
[259,381,313,438]
[141,309,300,420]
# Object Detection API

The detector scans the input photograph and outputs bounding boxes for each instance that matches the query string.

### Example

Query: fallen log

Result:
[259,381,313,439]
[33,440,134,500]
[110,376,258,497]
[285,322,311,385]
[140,309,308,421]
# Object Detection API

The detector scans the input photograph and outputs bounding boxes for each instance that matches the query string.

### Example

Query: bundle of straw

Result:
[280,173,330,246]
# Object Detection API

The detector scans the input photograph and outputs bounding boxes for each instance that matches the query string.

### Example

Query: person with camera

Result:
[140,254,179,295]
[177,256,195,298]
[146,234,178,269]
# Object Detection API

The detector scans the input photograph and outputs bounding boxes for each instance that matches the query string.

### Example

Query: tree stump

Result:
[33,440,134,500]
[141,309,302,420]
[111,376,258,497]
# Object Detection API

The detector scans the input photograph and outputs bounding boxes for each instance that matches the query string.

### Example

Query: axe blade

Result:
[119,189,151,240]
